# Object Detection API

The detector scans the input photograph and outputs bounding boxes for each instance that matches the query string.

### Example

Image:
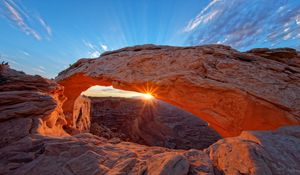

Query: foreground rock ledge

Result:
[56,44,300,137]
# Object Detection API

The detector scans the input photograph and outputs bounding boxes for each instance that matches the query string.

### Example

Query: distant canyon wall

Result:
[72,95,221,149]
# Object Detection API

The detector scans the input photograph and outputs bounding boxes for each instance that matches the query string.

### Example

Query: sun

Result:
[142,93,154,100]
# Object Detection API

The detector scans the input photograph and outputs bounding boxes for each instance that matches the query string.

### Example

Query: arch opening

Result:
[71,85,221,149]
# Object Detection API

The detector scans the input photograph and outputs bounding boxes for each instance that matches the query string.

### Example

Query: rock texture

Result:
[1,62,300,174]
[0,64,67,149]
[207,126,300,174]
[0,133,216,175]
[56,44,300,137]
[73,95,221,149]
[0,126,299,175]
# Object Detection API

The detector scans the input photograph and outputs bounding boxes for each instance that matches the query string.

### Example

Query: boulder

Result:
[206,126,300,174]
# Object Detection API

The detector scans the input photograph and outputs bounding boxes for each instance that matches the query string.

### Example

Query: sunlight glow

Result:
[141,93,154,100]
[82,85,156,100]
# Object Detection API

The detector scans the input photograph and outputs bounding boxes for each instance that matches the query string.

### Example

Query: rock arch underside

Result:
[56,44,300,137]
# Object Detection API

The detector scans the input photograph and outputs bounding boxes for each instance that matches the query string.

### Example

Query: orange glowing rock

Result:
[1,50,300,175]
[56,44,300,137]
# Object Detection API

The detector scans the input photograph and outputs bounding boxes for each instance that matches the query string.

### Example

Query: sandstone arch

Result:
[56,44,300,137]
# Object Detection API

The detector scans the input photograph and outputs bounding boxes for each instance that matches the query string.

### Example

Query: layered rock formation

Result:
[56,44,300,137]
[73,95,221,149]
[0,43,300,175]
[0,64,67,149]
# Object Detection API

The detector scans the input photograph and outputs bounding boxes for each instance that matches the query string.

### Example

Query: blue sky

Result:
[1,0,300,78]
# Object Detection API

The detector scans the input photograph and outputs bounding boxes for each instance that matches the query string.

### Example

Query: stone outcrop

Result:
[0,64,67,149]
[0,133,216,175]
[73,95,221,149]
[56,44,300,137]
[0,125,299,174]
[1,60,300,174]
[207,126,300,174]
[71,95,92,133]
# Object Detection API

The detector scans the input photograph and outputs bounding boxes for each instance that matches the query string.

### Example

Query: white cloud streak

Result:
[1,0,52,40]
[184,0,300,50]
[184,0,221,32]
[37,16,52,36]
[100,44,108,51]
[83,40,110,57]
[83,40,96,50]
[32,65,46,73]
[21,50,30,56]
[296,15,300,25]
[89,51,100,58]
[3,0,41,40]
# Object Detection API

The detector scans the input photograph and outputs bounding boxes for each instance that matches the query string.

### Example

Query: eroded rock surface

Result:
[73,95,221,149]
[0,133,216,175]
[56,44,300,137]
[206,126,300,174]
[0,65,67,149]
[0,126,299,175]
[1,65,300,174]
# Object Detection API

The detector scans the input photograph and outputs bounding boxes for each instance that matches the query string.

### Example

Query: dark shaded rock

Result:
[74,95,221,149]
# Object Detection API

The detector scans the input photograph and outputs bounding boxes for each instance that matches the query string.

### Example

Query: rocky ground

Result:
[73,95,221,149]
[1,44,300,174]
[1,126,299,175]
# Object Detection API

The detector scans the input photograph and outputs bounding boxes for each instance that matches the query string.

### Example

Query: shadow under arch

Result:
[72,85,222,149]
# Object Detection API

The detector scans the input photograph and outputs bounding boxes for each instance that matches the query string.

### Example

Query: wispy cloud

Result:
[89,51,101,58]
[32,65,46,73]
[184,0,300,50]
[1,0,52,40]
[100,44,109,51]
[83,40,97,50]
[184,0,220,32]
[3,0,41,40]
[83,40,109,57]
[20,50,30,56]
[37,16,52,36]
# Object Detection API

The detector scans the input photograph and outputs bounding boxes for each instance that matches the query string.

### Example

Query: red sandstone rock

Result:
[56,44,300,137]
[0,126,299,175]
[0,133,215,175]
[147,153,190,175]
[206,126,300,174]
[1,46,300,174]
[0,65,67,142]
[73,95,221,149]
